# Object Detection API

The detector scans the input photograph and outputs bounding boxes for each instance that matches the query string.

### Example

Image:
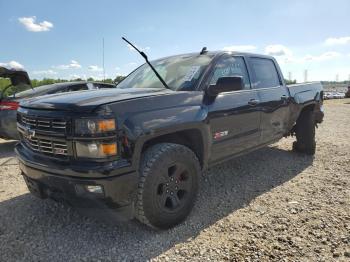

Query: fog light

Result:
[85,185,104,194]
[88,143,98,153]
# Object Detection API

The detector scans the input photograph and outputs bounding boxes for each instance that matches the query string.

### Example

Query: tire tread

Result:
[135,143,200,229]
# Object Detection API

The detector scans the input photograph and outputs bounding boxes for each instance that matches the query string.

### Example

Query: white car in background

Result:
[333,92,344,99]
[324,92,333,99]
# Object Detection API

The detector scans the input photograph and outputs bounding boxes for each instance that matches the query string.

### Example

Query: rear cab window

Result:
[249,58,281,89]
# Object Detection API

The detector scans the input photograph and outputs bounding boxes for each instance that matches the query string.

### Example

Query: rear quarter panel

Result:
[287,82,323,125]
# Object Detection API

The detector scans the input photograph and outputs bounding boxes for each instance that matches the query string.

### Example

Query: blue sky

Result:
[1,0,349,82]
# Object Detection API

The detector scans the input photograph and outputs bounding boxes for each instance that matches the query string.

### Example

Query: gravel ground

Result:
[0,99,349,262]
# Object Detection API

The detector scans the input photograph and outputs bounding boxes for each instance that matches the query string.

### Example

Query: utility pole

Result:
[304,69,308,82]
[102,38,105,81]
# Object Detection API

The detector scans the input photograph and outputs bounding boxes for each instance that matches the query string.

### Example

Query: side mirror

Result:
[206,76,244,97]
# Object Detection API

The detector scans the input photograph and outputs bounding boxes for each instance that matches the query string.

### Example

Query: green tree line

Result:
[0,76,126,97]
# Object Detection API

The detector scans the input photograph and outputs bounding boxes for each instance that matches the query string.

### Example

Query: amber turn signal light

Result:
[101,143,117,155]
[98,119,116,132]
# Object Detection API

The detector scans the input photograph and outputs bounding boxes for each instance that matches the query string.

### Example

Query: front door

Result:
[205,55,261,163]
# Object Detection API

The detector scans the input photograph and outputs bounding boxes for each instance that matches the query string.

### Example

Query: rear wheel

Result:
[136,143,200,229]
[293,110,316,155]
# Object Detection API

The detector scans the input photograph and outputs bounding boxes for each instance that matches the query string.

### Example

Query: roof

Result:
[150,50,275,63]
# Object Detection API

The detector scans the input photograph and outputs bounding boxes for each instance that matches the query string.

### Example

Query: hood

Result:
[0,67,32,101]
[0,67,31,87]
[20,88,172,112]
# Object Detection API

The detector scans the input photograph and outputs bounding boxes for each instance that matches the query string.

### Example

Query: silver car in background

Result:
[0,67,116,140]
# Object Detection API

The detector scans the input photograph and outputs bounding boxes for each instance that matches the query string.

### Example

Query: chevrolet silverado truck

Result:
[15,50,324,229]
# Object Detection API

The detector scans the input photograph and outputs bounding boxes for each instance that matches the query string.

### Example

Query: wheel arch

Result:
[139,128,207,169]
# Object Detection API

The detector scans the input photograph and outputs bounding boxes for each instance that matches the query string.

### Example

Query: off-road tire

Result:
[136,143,201,229]
[293,110,316,155]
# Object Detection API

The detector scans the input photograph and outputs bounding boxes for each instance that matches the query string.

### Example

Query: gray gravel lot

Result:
[0,99,349,261]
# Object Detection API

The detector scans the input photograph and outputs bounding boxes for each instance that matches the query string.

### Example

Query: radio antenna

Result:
[122,37,169,89]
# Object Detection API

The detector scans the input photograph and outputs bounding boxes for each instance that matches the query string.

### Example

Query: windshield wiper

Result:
[122,37,170,90]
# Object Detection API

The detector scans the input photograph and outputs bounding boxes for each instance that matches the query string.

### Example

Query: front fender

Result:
[122,105,209,170]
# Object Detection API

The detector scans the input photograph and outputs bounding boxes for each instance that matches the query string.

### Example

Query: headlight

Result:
[75,141,117,158]
[75,118,116,135]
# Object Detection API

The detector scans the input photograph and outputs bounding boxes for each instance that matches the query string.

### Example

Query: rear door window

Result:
[250,58,281,89]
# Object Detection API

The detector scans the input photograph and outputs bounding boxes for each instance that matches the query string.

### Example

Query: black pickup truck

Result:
[15,50,324,229]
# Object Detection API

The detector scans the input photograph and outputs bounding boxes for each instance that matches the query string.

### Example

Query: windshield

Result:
[117,54,214,91]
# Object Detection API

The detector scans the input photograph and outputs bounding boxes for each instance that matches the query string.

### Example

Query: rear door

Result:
[206,55,261,163]
[247,57,291,143]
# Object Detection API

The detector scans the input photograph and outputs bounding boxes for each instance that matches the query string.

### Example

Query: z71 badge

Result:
[213,130,228,140]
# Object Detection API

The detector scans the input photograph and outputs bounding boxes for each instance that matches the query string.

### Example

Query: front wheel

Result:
[136,143,201,229]
[293,110,316,155]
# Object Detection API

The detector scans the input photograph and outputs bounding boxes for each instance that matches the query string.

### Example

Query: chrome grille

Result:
[24,135,68,156]
[20,114,67,133]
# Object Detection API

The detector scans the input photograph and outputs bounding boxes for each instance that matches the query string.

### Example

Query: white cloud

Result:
[277,51,341,66]
[222,45,257,52]
[88,73,108,81]
[115,66,121,71]
[88,65,103,72]
[32,69,57,75]
[18,16,53,32]
[324,36,350,46]
[303,51,341,62]
[0,60,24,70]
[265,44,292,56]
[127,44,150,52]
[69,74,85,80]
[54,60,81,69]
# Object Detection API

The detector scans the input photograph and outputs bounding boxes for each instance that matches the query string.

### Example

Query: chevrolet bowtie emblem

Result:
[25,128,35,139]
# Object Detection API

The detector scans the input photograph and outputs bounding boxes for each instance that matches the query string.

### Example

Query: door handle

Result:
[281,95,288,100]
[248,99,259,106]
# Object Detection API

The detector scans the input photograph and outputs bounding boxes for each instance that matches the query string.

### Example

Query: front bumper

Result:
[16,144,138,221]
